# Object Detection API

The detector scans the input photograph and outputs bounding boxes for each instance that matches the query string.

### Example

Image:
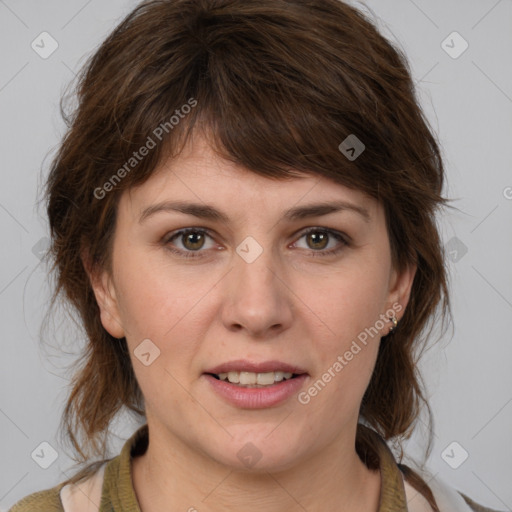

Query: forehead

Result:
[120,132,380,223]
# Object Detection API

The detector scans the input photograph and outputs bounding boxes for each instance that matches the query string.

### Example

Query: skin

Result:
[88,131,416,512]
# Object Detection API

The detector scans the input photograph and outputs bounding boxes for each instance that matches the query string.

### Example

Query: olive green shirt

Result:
[8,424,501,512]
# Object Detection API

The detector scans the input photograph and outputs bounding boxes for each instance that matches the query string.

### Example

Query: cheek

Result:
[300,301,381,429]
[111,250,221,387]
[312,261,390,345]
[113,259,210,411]
[112,247,207,339]
[300,258,389,405]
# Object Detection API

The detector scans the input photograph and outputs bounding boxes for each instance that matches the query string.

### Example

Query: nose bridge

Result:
[221,234,292,335]
[236,240,278,291]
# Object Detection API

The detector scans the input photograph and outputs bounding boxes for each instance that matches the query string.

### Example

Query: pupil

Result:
[185,232,204,250]
[309,232,327,250]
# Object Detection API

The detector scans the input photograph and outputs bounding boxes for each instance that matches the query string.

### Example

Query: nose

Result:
[220,244,294,338]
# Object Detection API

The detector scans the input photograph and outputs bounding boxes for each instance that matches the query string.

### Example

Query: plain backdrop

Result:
[1,0,511,510]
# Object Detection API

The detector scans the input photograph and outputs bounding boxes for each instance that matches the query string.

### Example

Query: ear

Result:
[81,248,125,339]
[386,262,417,319]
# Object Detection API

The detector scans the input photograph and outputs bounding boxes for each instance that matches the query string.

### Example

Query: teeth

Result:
[216,371,295,386]
[239,371,257,385]
[227,371,239,383]
[255,372,274,385]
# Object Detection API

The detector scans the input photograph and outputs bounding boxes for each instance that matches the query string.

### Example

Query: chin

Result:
[206,429,308,473]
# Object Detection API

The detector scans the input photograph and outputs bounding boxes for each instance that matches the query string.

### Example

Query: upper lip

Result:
[205,359,308,375]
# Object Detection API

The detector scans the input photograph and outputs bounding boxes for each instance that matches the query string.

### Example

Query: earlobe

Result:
[81,249,125,339]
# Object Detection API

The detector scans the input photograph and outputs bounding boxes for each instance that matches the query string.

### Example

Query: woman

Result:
[9,0,502,511]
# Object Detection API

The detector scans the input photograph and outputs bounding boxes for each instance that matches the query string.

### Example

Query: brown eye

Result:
[306,231,329,250]
[181,231,206,251]
[294,227,349,258]
[164,228,216,258]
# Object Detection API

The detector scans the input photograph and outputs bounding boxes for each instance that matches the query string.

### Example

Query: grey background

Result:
[1,0,511,510]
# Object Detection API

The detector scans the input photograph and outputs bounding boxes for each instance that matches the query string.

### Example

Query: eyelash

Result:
[162,227,349,259]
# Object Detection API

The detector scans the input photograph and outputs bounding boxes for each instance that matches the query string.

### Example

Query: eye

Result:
[293,227,349,257]
[162,227,349,259]
[163,228,217,258]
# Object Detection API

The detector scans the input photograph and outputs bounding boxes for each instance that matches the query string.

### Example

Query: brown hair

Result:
[44,0,450,508]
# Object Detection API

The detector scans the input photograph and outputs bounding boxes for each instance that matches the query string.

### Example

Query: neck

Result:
[132,424,381,512]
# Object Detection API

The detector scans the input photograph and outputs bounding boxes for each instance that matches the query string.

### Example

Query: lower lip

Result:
[203,374,308,409]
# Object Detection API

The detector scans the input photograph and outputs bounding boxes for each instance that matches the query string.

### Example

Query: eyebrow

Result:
[138,199,371,224]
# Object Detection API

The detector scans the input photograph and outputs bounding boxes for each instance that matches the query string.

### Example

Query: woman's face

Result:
[91,133,415,471]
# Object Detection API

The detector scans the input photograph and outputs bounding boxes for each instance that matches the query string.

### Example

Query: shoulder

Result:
[402,467,505,512]
[8,462,107,512]
[8,483,65,512]
[8,425,146,512]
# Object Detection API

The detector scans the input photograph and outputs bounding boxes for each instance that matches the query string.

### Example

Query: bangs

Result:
[99,1,412,199]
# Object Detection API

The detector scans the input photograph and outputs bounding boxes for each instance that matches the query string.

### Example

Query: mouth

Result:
[202,360,309,408]
[203,360,308,386]
[206,371,303,388]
